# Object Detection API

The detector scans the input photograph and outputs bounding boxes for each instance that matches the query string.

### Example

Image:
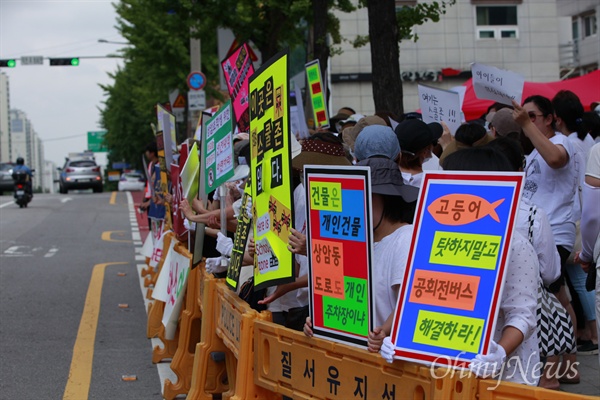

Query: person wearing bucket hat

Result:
[490,108,521,138]
[342,115,388,152]
[336,113,365,135]
[394,119,435,188]
[329,107,356,133]
[292,132,351,171]
[354,125,401,162]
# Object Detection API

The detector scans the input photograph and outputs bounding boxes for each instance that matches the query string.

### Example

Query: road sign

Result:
[20,56,44,66]
[172,94,186,108]
[87,131,107,152]
[188,90,206,111]
[187,71,207,91]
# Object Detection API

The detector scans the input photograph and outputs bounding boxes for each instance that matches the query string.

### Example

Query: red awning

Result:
[461,70,600,121]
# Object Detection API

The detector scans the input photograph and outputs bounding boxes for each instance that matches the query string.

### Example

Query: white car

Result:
[118,172,146,192]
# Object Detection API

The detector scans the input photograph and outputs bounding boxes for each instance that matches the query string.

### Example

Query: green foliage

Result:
[397,1,455,42]
[353,0,455,47]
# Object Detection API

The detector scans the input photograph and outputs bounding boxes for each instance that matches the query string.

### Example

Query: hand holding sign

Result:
[471,63,525,106]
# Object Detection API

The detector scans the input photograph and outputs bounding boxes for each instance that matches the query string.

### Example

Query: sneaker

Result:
[577,340,599,355]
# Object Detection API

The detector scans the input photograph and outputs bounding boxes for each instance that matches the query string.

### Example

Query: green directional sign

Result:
[87,131,107,152]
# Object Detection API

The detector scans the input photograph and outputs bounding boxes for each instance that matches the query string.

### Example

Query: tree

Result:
[359,0,455,115]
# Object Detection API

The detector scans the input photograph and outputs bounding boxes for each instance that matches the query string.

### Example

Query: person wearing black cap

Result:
[394,119,434,188]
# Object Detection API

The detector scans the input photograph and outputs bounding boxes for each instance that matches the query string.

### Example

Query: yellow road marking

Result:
[63,262,128,400]
[101,230,132,243]
[109,191,117,205]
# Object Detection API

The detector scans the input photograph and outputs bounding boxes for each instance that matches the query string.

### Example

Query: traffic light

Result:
[49,57,79,66]
[0,59,16,68]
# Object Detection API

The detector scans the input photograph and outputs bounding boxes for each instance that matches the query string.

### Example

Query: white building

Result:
[0,72,10,162]
[330,0,599,115]
[10,109,44,190]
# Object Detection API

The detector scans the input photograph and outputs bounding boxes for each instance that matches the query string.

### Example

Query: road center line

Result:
[109,191,117,205]
[63,262,127,400]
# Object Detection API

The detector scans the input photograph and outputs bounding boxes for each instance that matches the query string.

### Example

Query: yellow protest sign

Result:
[249,50,294,290]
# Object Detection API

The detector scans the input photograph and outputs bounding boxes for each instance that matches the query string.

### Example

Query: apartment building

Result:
[0,72,10,162]
[10,109,44,191]
[330,0,599,115]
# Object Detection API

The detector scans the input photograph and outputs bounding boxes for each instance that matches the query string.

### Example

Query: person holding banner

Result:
[431,147,540,385]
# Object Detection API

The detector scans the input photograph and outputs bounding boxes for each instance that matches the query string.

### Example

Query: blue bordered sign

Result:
[187,71,207,91]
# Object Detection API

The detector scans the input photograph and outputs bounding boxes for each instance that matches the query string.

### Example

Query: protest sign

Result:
[305,59,329,129]
[157,103,178,157]
[389,171,523,368]
[292,86,310,139]
[221,43,254,133]
[305,166,374,347]
[181,142,199,204]
[170,163,185,236]
[162,244,191,340]
[249,50,295,290]
[471,63,525,106]
[226,184,252,290]
[203,100,235,194]
[418,84,462,135]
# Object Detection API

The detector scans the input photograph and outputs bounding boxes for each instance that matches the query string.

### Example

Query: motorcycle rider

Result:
[12,157,33,196]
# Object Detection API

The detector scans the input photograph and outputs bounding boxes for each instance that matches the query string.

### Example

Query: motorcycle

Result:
[12,170,33,208]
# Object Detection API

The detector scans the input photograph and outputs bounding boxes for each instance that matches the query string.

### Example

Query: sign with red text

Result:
[162,245,191,340]
[305,166,374,347]
[305,59,329,129]
[221,43,254,133]
[389,171,523,368]
[203,100,235,193]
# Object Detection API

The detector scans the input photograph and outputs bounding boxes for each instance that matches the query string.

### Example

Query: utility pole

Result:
[188,29,202,138]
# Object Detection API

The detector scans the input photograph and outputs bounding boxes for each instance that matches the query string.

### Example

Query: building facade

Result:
[330,0,599,116]
[0,72,10,162]
[10,109,44,191]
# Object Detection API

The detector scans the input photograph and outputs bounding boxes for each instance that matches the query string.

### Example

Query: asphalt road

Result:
[0,192,162,400]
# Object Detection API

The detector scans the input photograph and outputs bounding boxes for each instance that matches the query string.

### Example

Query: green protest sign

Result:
[203,101,235,193]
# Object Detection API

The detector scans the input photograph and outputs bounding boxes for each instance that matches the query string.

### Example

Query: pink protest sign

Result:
[221,43,254,133]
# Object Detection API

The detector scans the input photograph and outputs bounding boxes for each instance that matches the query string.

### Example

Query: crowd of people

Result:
[142,91,600,390]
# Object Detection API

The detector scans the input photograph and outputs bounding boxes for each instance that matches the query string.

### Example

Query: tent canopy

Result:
[461,69,600,121]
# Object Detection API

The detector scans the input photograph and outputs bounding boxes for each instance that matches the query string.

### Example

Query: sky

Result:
[1,0,125,167]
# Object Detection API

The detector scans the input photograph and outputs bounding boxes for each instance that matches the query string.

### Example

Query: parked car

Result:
[58,158,103,193]
[0,162,15,195]
[118,172,146,192]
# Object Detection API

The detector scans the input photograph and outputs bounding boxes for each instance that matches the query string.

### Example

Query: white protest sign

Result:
[161,247,191,340]
[471,63,525,106]
[152,238,177,302]
[141,234,154,259]
[418,84,462,135]
[293,86,310,139]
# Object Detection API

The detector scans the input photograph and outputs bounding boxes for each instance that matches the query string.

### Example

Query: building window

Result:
[476,5,518,39]
[583,13,597,38]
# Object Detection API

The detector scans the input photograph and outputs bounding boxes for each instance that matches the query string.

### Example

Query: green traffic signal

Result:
[0,59,16,68]
[49,57,79,66]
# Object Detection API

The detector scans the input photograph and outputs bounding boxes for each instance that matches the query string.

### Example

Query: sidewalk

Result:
[562,352,600,397]
[130,191,150,243]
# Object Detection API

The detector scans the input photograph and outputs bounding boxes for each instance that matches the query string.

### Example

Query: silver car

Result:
[58,159,103,193]
[0,162,15,195]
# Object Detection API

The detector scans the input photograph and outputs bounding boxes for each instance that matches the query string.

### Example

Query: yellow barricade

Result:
[254,320,440,399]
[187,268,229,400]
[214,281,277,400]
[478,380,598,400]
[163,251,203,400]
[253,320,597,400]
